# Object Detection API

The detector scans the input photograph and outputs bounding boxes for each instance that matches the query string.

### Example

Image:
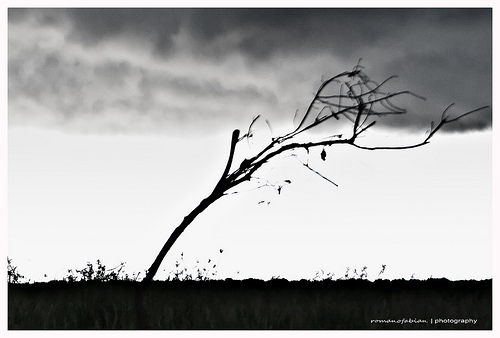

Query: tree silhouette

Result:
[134,62,488,327]
[142,63,487,283]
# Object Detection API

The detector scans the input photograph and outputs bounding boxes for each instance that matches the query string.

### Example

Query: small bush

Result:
[7,257,25,284]
[65,260,128,282]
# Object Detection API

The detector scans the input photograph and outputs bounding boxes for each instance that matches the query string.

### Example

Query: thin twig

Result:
[293,156,338,187]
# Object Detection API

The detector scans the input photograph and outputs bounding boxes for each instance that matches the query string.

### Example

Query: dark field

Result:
[8,278,492,330]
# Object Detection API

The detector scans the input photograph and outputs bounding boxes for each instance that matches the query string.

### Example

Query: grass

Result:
[8,278,492,329]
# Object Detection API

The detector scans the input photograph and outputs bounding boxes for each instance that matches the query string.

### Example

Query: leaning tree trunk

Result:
[134,129,240,328]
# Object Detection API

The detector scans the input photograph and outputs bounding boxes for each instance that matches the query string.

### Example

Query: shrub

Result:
[65,259,127,282]
[7,257,25,284]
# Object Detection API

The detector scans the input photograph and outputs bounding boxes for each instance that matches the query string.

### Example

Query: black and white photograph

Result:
[5,4,494,330]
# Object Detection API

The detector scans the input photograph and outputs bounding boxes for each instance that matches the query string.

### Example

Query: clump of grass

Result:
[314,264,386,282]
[312,270,335,281]
[378,264,386,278]
[166,249,225,281]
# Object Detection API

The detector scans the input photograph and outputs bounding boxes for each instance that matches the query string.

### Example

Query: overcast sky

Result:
[8,8,491,135]
[7,7,493,282]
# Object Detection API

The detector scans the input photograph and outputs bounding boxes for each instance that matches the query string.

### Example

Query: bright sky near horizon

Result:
[6,7,493,282]
[8,128,492,282]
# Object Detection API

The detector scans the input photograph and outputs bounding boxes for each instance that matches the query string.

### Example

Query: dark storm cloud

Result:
[63,8,490,61]
[8,8,492,134]
[62,8,413,58]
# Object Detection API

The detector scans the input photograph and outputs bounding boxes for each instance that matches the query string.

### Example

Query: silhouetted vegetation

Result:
[8,278,491,329]
[7,257,25,284]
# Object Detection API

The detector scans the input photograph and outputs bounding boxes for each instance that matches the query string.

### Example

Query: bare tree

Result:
[134,62,488,327]
[142,63,487,283]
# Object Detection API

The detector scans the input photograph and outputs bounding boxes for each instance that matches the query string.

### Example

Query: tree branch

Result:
[217,129,240,187]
